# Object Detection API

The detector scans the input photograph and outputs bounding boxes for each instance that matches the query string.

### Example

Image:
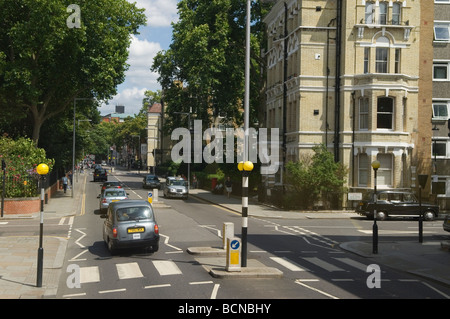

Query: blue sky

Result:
[98,0,179,116]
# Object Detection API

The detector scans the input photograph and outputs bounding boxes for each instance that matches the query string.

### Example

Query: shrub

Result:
[0,136,54,198]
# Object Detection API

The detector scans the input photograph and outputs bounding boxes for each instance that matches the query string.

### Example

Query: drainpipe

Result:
[334,0,342,162]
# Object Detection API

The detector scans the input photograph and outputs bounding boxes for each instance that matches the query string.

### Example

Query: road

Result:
[51,168,450,301]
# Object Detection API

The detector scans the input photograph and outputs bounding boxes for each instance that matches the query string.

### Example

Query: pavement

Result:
[0,169,448,298]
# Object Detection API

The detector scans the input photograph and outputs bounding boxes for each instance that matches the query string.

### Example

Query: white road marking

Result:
[79,266,100,284]
[334,257,368,272]
[144,284,171,289]
[74,229,87,248]
[152,260,182,276]
[295,279,339,299]
[211,284,220,299]
[270,257,308,272]
[303,257,345,272]
[116,262,143,280]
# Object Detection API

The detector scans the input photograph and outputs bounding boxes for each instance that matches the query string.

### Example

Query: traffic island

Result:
[194,256,283,279]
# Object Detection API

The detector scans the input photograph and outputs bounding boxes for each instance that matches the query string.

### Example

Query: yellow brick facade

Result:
[264,0,431,204]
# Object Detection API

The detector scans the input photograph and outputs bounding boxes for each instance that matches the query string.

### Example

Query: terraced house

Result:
[263,0,435,207]
[432,0,450,209]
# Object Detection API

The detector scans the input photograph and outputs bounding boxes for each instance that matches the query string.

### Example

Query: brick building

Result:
[263,0,433,207]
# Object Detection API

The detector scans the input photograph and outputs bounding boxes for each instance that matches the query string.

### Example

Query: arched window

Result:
[375,36,390,73]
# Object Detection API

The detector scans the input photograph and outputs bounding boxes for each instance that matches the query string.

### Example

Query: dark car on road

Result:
[355,190,439,221]
[444,215,450,233]
[94,168,107,182]
[100,181,122,194]
[102,200,159,255]
[142,175,161,189]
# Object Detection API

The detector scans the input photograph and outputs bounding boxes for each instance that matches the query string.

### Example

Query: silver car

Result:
[99,187,128,213]
[102,200,159,254]
[163,177,188,199]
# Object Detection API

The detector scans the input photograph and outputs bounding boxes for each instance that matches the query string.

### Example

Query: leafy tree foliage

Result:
[151,0,273,133]
[0,136,54,197]
[285,144,348,209]
[0,0,146,144]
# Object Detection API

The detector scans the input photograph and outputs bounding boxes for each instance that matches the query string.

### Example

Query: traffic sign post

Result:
[226,238,241,272]
[147,191,153,204]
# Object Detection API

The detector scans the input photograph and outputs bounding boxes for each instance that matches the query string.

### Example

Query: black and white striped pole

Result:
[36,163,49,287]
[238,161,253,267]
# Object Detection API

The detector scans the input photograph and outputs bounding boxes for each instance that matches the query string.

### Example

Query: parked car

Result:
[94,168,107,182]
[444,215,450,233]
[100,181,122,195]
[355,190,439,221]
[163,176,188,199]
[98,187,128,213]
[102,200,159,254]
[143,175,161,189]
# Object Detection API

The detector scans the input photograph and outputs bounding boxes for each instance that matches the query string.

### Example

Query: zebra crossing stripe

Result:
[152,260,182,276]
[333,257,368,271]
[270,257,308,272]
[116,262,143,279]
[80,266,100,284]
[303,257,345,272]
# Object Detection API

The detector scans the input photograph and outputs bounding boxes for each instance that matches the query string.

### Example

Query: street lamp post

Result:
[174,108,192,188]
[36,163,49,287]
[418,174,429,243]
[238,161,253,267]
[371,160,380,254]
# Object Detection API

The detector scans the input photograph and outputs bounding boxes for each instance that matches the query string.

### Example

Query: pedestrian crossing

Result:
[270,254,372,275]
[78,260,183,284]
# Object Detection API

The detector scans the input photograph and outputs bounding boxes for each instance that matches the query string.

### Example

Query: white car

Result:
[163,177,188,199]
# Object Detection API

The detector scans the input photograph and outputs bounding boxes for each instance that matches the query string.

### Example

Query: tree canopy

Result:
[0,0,146,144]
[151,0,273,132]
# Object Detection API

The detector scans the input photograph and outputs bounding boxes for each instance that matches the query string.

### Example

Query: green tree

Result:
[0,0,146,144]
[285,144,347,209]
[0,136,54,197]
[151,0,273,133]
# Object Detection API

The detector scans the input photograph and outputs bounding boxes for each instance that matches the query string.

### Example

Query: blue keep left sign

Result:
[230,240,240,250]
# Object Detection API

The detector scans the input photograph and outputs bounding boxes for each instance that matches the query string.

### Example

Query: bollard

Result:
[226,238,241,272]
[153,188,158,202]
[223,222,234,250]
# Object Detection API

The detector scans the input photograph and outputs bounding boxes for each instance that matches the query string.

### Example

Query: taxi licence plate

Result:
[128,227,145,234]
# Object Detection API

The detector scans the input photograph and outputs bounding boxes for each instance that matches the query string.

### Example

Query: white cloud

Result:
[133,0,179,27]
[126,34,161,86]
[100,1,179,115]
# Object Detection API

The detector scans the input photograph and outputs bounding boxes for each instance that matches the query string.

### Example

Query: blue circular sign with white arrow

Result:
[230,240,240,250]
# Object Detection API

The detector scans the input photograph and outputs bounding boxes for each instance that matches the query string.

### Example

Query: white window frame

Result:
[365,1,375,24]
[434,22,450,42]
[378,2,388,25]
[435,0,450,4]
[432,140,449,158]
[377,153,393,187]
[377,97,394,130]
[358,153,369,187]
[432,101,450,119]
[433,62,450,81]
[392,2,402,25]
[359,98,369,130]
